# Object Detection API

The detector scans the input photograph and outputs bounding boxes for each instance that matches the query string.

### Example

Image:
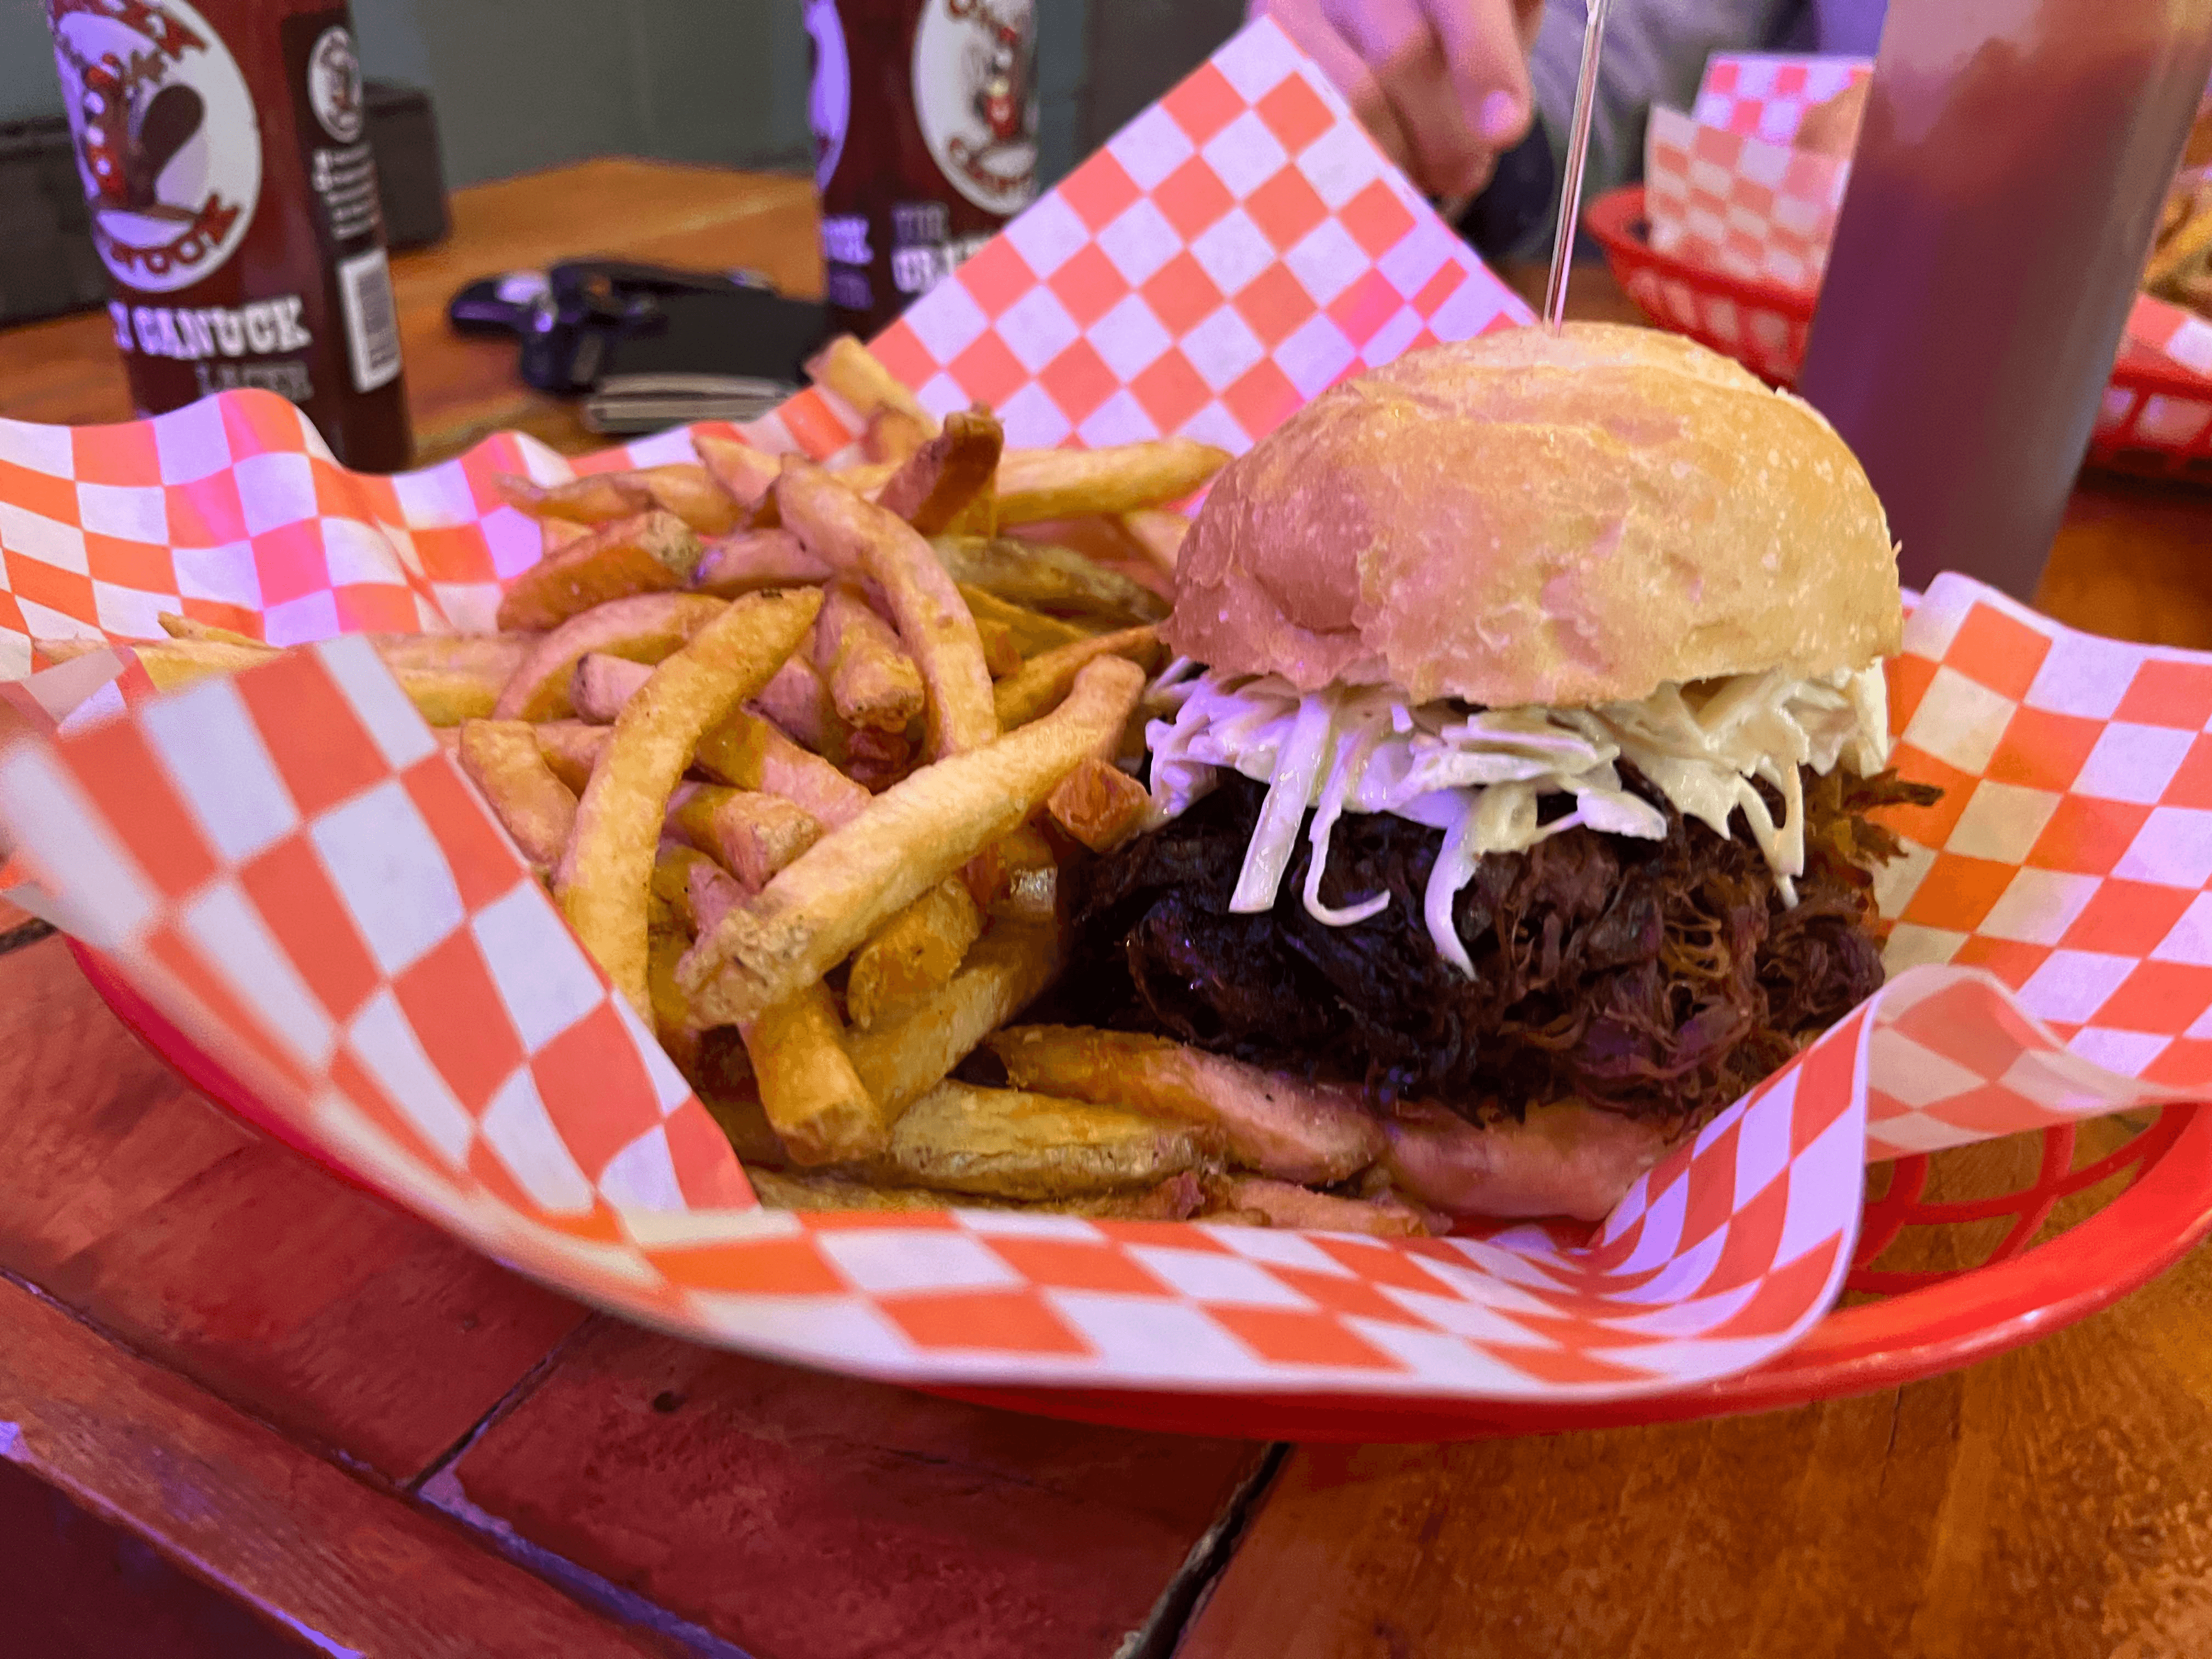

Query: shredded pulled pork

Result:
[1054,764,1938,1125]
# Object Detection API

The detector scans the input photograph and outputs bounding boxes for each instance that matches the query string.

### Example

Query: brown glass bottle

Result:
[48,0,412,471]
[807,0,1041,338]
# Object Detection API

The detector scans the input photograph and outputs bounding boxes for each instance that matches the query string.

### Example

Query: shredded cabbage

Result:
[1145,664,1891,976]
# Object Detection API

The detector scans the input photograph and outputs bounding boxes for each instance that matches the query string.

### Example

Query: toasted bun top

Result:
[1163,323,1903,708]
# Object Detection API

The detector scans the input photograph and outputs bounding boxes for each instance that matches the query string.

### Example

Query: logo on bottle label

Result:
[50,0,263,295]
[805,0,850,193]
[911,0,1038,215]
[306,25,364,143]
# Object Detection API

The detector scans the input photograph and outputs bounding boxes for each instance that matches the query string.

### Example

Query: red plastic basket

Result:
[1585,185,2212,484]
[69,938,2212,1442]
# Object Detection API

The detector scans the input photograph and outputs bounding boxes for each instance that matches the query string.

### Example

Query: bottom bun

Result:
[1381,1098,1680,1224]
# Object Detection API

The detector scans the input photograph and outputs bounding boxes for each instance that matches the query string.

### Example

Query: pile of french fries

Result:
[35,338,1447,1238]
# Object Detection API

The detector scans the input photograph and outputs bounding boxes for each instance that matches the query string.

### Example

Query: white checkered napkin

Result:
[1644,106,1848,298]
[1868,573,2212,1152]
[1691,53,1872,144]
[863,18,1530,454]
[0,632,1878,1397]
[0,637,755,1241]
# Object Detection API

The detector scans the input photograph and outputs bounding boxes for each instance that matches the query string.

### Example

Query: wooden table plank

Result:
[0,1273,668,1658]
[0,159,823,465]
[439,1318,1268,1659]
[1179,1209,2212,1659]
[0,936,588,1484]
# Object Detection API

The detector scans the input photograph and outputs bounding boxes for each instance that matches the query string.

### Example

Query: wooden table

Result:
[4,158,2212,1659]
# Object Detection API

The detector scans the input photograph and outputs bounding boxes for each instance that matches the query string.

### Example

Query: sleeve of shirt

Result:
[1460,0,1805,261]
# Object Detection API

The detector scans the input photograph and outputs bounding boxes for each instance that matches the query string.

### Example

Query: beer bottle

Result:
[808,0,1041,339]
[48,0,412,471]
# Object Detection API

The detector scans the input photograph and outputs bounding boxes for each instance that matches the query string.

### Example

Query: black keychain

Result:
[446,260,831,433]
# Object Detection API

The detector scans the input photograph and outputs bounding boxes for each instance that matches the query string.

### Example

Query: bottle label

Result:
[911,0,1039,215]
[49,0,264,295]
[282,13,400,393]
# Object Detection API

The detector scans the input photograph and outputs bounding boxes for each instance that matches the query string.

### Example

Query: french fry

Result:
[686,855,748,937]
[1116,509,1188,576]
[844,922,1065,1116]
[865,406,933,465]
[1044,756,1154,853]
[389,662,512,726]
[971,615,1020,677]
[455,719,578,870]
[679,656,1142,1026]
[806,334,937,431]
[971,822,1058,924]
[496,510,704,633]
[874,408,1004,535]
[556,587,821,1017]
[499,464,738,535]
[815,579,925,733]
[156,612,261,647]
[956,584,1087,655]
[542,517,589,556]
[993,626,1164,729]
[1201,1174,1444,1237]
[691,710,871,828]
[694,1077,790,1168]
[740,981,887,1164]
[748,1168,1205,1219]
[844,726,915,794]
[571,652,650,722]
[651,841,721,933]
[993,437,1228,525]
[692,431,783,513]
[931,536,1169,623]
[846,878,981,1028]
[691,528,831,597]
[777,463,997,759]
[647,926,702,1066]
[868,1082,1213,1199]
[369,632,540,682]
[494,592,726,721]
[752,649,845,757]
[33,635,269,689]
[827,459,900,498]
[496,470,653,524]
[498,511,703,632]
[667,782,822,891]
[636,463,743,536]
[987,1026,1387,1185]
[44,635,503,726]
[533,720,611,791]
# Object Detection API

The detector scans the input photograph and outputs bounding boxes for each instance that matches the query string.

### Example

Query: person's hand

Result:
[1253,0,1547,202]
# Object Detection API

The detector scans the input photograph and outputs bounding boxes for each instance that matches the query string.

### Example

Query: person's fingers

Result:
[1321,0,1489,198]
[1426,0,1538,157]
[1251,0,1421,180]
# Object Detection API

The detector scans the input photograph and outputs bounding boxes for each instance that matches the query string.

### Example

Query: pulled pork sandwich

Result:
[1047,322,1936,1222]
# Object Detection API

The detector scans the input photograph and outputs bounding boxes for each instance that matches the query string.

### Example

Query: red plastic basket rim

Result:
[1581,184,2212,404]
[67,938,2212,1441]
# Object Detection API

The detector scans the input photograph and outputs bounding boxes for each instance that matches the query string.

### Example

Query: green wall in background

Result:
[3,0,1096,191]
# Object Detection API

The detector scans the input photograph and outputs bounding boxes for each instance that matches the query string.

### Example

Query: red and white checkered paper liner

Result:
[0,21,2204,1399]
[1690,52,1870,145]
[1643,54,1866,299]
